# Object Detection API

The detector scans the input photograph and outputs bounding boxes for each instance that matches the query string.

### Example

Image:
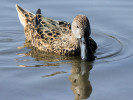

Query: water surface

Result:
[0,0,133,100]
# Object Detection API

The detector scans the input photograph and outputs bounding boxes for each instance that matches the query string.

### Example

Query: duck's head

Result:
[72,15,95,61]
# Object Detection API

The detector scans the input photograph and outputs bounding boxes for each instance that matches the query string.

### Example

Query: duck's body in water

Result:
[16,5,97,61]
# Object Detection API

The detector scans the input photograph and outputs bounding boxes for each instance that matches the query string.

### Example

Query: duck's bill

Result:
[79,37,95,61]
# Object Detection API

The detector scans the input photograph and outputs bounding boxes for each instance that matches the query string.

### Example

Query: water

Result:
[0,0,133,100]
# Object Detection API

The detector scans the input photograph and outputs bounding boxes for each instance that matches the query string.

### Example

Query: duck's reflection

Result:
[17,40,93,99]
[69,61,93,100]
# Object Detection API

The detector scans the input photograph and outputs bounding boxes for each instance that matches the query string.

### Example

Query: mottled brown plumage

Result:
[16,5,97,59]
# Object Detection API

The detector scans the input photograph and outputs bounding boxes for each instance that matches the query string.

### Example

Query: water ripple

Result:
[93,29,133,63]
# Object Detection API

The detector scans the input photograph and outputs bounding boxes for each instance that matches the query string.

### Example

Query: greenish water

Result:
[0,0,133,100]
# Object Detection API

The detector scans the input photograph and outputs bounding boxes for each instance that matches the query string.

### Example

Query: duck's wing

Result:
[34,11,72,42]
[35,12,71,35]
[34,13,79,54]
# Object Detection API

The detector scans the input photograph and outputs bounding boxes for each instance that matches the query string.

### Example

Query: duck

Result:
[16,4,97,61]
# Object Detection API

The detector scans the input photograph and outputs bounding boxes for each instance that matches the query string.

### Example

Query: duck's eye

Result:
[77,26,79,28]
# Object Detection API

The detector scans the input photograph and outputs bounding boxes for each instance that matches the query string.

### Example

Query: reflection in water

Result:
[69,61,93,100]
[18,40,93,99]
[42,71,67,78]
